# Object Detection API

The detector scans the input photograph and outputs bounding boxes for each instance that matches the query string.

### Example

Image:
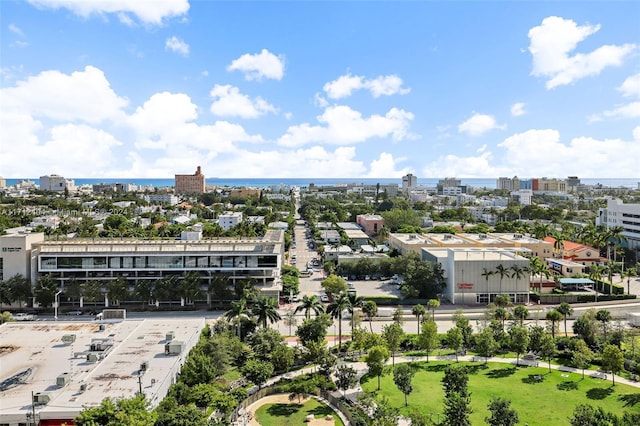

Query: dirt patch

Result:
[0,345,19,356]
[246,394,336,426]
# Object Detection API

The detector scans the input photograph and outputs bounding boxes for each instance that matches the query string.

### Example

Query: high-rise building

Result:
[175,166,206,194]
[597,198,640,250]
[402,173,417,192]
[40,174,75,192]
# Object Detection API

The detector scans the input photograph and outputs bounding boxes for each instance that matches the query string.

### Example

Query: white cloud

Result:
[278,105,414,147]
[313,93,329,108]
[165,36,189,56]
[458,113,505,137]
[1,65,128,123]
[8,24,24,36]
[528,16,636,89]
[618,73,640,98]
[590,101,640,121]
[423,128,640,177]
[227,49,285,81]
[364,152,412,178]
[323,72,410,99]
[27,0,189,25]
[510,102,526,116]
[209,84,276,118]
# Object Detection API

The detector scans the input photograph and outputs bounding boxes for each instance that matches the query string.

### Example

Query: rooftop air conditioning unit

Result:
[87,353,100,362]
[61,334,76,344]
[140,361,149,372]
[79,383,87,392]
[33,392,51,405]
[165,341,184,356]
[166,331,175,342]
[56,372,71,387]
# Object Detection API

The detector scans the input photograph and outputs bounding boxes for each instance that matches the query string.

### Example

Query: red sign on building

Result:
[457,283,474,290]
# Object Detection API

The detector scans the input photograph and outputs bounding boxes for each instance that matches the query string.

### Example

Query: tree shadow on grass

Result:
[266,403,302,417]
[586,387,614,400]
[466,364,489,375]
[522,374,545,384]
[308,405,332,417]
[557,381,579,391]
[486,367,516,379]
[413,363,447,373]
[619,393,640,407]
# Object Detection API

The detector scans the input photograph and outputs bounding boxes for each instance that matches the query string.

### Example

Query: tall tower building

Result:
[402,173,417,192]
[175,166,206,194]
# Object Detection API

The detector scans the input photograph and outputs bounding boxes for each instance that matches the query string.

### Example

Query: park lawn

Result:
[361,361,640,426]
[254,398,345,426]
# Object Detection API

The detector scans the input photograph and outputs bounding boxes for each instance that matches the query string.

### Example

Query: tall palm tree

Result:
[532,222,553,240]
[427,298,440,321]
[622,267,637,295]
[529,257,549,294]
[295,294,324,320]
[494,264,510,295]
[327,292,351,352]
[607,226,627,264]
[224,298,253,338]
[252,297,281,328]
[347,292,364,334]
[545,309,562,339]
[412,304,426,335]
[556,302,573,337]
[481,268,494,301]
[510,265,527,294]
[513,305,529,326]
[362,300,378,332]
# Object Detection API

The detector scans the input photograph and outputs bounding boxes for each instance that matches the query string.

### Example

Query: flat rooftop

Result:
[426,234,475,246]
[0,318,204,424]
[490,233,547,244]
[423,247,529,261]
[389,233,437,245]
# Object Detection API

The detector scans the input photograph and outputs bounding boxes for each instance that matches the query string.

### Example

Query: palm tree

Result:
[252,297,281,328]
[295,294,324,320]
[362,300,378,332]
[347,292,364,334]
[556,302,573,337]
[481,268,494,301]
[529,257,549,294]
[596,309,612,341]
[513,305,529,326]
[178,271,202,306]
[532,222,553,240]
[224,298,253,338]
[494,307,509,331]
[606,226,627,264]
[510,265,527,294]
[545,309,562,339]
[427,298,440,321]
[327,292,351,352]
[412,304,426,335]
[622,267,637,295]
[495,264,510,295]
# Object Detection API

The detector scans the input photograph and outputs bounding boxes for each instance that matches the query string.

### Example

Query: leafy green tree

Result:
[155,399,208,426]
[134,280,153,309]
[34,274,58,307]
[283,309,298,336]
[557,302,574,337]
[570,339,593,379]
[494,307,509,331]
[366,345,390,390]
[75,395,156,426]
[569,404,619,426]
[382,323,404,366]
[476,327,498,364]
[401,260,445,299]
[296,314,332,347]
[447,326,464,362]
[224,298,253,339]
[247,327,284,361]
[335,365,358,398]
[601,344,624,385]
[107,277,129,306]
[188,383,218,409]
[573,309,598,347]
[0,281,11,310]
[509,326,529,366]
[321,274,348,295]
[539,333,556,373]
[418,319,439,362]
[242,359,274,389]
[412,304,426,334]
[454,311,474,351]
[347,292,364,334]
[252,296,281,328]
[180,352,222,387]
[178,271,201,305]
[271,343,294,373]
[6,274,32,308]
[485,398,519,426]
[362,300,378,332]
[393,363,415,406]
[442,365,472,426]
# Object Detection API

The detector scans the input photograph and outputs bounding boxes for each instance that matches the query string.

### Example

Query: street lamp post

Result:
[54,290,62,321]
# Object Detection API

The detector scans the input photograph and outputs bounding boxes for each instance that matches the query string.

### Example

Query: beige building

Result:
[0,232,45,283]
[174,166,206,194]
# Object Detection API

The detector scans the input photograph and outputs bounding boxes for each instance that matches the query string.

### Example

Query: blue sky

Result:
[1,0,639,179]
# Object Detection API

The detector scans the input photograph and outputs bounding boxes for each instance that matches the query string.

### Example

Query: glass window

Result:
[109,257,121,268]
[222,256,234,267]
[122,257,133,268]
[210,256,221,267]
[134,256,146,268]
[94,257,107,269]
[185,256,197,268]
[42,257,57,269]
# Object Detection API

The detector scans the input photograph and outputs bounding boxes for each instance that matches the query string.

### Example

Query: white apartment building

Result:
[402,173,417,192]
[218,211,243,231]
[597,198,640,250]
[40,174,75,192]
[511,189,533,206]
[146,194,179,205]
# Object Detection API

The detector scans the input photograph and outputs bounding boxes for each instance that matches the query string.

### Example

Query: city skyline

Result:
[1,1,639,179]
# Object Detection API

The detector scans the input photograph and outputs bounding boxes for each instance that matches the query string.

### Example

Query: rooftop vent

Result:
[56,372,71,388]
[165,341,184,356]
[33,392,51,405]
[61,334,76,344]
[166,331,175,342]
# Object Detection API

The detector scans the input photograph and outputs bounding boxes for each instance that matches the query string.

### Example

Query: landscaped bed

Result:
[360,361,640,425]
[252,394,345,426]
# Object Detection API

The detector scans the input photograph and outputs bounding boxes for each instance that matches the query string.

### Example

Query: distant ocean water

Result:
[5,177,640,189]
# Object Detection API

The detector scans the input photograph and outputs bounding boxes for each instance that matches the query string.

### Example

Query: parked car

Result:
[11,312,35,321]
[66,310,83,316]
[320,294,329,302]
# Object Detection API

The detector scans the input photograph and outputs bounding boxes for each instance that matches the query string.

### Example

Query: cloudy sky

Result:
[1,0,639,179]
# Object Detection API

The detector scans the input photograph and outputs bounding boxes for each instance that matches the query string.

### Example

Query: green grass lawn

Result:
[254,397,345,426]
[361,361,640,426]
